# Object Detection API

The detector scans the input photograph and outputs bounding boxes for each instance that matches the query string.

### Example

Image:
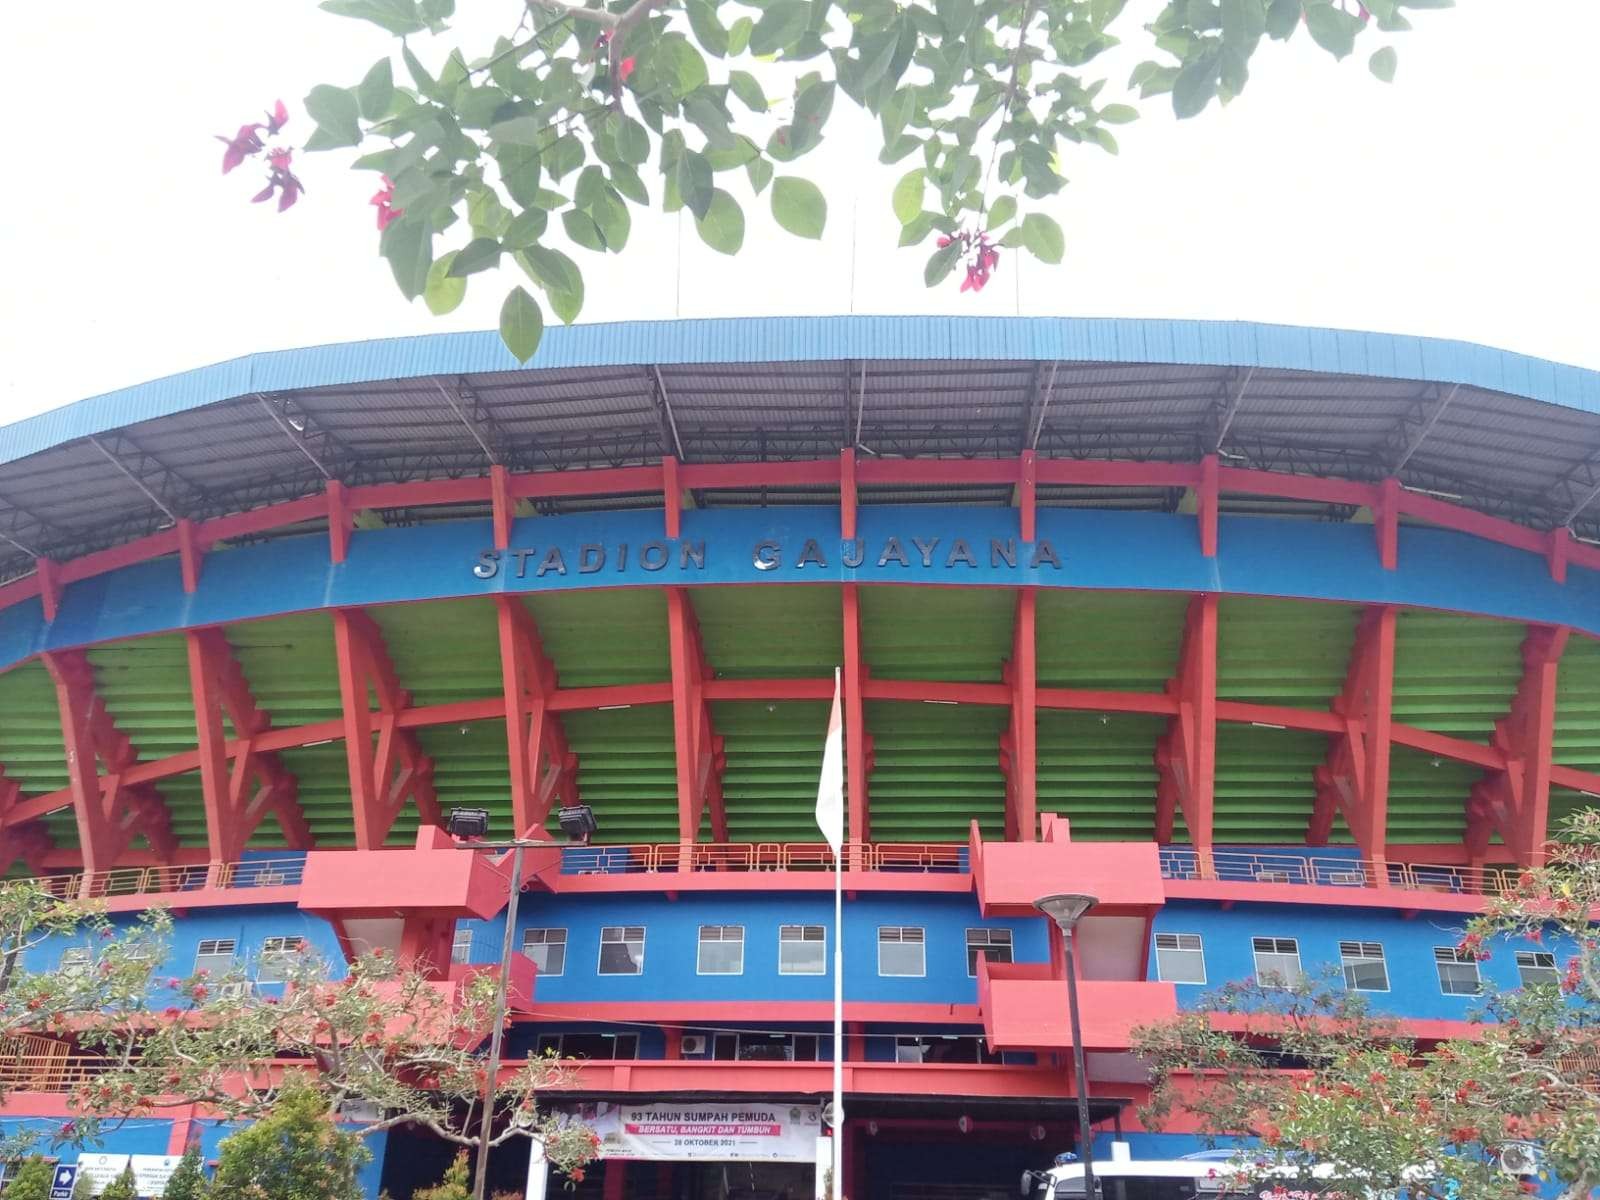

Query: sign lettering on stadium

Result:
[472,536,1061,579]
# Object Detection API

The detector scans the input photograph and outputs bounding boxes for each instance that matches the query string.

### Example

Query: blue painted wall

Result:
[456,890,1048,1005]
[6,503,1600,671]
[1150,900,1570,1020]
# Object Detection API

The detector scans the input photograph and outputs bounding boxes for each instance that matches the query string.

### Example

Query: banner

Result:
[73,1155,129,1195]
[71,1155,181,1198]
[569,1101,823,1162]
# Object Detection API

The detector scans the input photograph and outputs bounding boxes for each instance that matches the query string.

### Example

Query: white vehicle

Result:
[1022,1144,1349,1200]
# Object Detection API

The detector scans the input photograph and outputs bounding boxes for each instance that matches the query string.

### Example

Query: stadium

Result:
[1,314,1599,1200]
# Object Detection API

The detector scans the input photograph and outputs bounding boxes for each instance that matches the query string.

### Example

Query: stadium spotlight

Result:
[557,804,598,843]
[445,807,490,840]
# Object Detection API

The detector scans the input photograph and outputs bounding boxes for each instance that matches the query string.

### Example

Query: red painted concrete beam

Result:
[40,649,175,873]
[1466,623,1570,868]
[331,609,439,848]
[999,589,1038,842]
[495,595,578,839]
[841,583,874,858]
[1154,595,1218,863]
[665,587,726,843]
[186,627,311,863]
[1310,605,1396,871]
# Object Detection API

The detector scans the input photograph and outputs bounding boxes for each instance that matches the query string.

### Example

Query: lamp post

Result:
[448,805,597,1200]
[1034,893,1099,1200]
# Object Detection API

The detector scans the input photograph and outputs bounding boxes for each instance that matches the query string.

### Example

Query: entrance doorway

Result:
[547,1159,815,1200]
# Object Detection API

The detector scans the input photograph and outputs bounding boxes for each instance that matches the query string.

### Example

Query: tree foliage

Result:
[98,1166,139,1200]
[161,1141,210,1200]
[208,1078,369,1200]
[3,1157,59,1200]
[1134,811,1600,1200]
[222,0,1452,359]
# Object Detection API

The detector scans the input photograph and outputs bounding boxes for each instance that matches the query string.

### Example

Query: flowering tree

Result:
[74,946,601,1180]
[218,0,1451,359]
[1133,812,1600,1200]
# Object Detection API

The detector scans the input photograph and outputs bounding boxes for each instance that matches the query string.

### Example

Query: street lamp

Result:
[449,805,598,1200]
[1034,893,1099,1200]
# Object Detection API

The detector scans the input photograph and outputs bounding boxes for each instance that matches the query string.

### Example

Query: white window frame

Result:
[194,938,237,976]
[1251,936,1302,989]
[256,935,306,984]
[1434,946,1482,996]
[696,925,746,976]
[1515,950,1559,988]
[597,926,645,976]
[1338,940,1390,993]
[965,928,1014,977]
[778,925,826,976]
[877,926,926,978]
[522,927,567,977]
[1154,932,1207,985]
[450,928,473,966]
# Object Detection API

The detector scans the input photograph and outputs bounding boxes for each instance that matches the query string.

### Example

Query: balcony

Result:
[1158,847,1520,912]
[17,856,305,911]
[975,961,1177,1053]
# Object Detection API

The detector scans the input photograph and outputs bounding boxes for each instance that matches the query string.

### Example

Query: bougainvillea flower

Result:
[216,123,264,174]
[252,149,305,212]
[371,174,404,231]
[264,99,290,136]
[618,56,637,83]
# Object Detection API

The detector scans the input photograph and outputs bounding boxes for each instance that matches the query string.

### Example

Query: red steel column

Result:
[842,584,871,863]
[1154,595,1218,869]
[1001,589,1038,841]
[666,587,725,844]
[1310,605,1395,878]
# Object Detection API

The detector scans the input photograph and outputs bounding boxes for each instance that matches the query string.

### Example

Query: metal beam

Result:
[496,595,578,839]
[1154,595,1218,864]
[651,366,687,461]
[255,393,335,480]
[1389,383,1460,474]
[1019,361,1060,453]
[88,435,182,523]
[432,377,505,465]
[1211,367,1255,453]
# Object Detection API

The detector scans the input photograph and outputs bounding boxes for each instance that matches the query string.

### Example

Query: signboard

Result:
[48,1164,77,1200]
[570,1101,823,1162]
[129,1157,182,1196]
[74,1155,130,1195]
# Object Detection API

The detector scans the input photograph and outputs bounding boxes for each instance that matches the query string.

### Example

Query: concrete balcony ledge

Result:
[977,960,1177,1053]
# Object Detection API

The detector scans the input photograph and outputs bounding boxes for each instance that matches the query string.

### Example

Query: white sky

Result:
[5,2,1598,422]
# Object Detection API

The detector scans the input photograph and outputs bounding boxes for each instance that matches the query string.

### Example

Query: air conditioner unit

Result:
[337,1099,382,1124]
[1498,1143,1540,1176]
[681,1035,708,1055]
[219,980,253,1000]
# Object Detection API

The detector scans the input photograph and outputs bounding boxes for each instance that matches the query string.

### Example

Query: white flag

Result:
[815,667,844,853]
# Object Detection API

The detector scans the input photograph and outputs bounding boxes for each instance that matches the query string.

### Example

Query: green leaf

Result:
[892,168,925,225]
[672,150,715,220]
[402,44,441,101]
[319,0,424,36]
[518,243,582,295]
[496,145,542,208]
[592,193,631,252]
[655,36,710,98]
[499,287,544,363]
[1220,0,1266,51]
[1368,45,1397,82]
[749,0,810,55]
[503,208,549,249]
[544,134,585,181]
[1019,213,1065,264]
[746,156,774,195]
[424,252,467,315]
[771,176,826,239]
[792,81,835,152]
[448,237,502,276]
[609,162,650,206]
[303,85,362,148]
[1264,0,1300,38]
[898,212,937,247]
[695,188,746,255]
[614,115,651,165]
[923,239,963,287]
[728,70,769,113]
[562,209,607,252]
[489,116,550,147]
[1172,51,1221,118]
[1098,103,1139,125]
[356,58,395,121]
[379,217,433,300]
[467,190,513,238]
[686,0,730,57]
[987,195,1017,231]
[1304,2,1360,58]
[727,16,754,55]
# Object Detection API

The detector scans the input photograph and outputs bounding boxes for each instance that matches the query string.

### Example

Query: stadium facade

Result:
[2,315,1599,1199]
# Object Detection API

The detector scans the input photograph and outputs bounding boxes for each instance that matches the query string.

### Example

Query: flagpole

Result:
[832,818,844,1198]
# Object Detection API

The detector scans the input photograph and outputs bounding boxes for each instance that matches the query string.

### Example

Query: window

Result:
[522,928,566,976]
[256,935,305,984]
[1339,941,1389,992]
[878,926,926,977]
[1251,937,1302,988]
[450,928,473,966]
[1516,950,1559,988]
[194,938,237,976]
[779,925,826,975]
[58,948,91,978]
[713,1033,819,1062]
[697,925,744,975]
[1154,933,1207,985]
[1434,946,1482,996]
[536,1032,638,1060]
[966,928,1014,977]
[598,926,644,975]
[894,1035,999,1066]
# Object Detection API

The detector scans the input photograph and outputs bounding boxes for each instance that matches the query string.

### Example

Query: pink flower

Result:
[252,148,304,212]
[371,175,404,231]
[216,123,264,174]
[618,57,637,83]
[264,99,289,136]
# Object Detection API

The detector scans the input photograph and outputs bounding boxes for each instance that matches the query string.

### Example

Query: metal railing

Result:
[559,841,967,875]
[1159,848,1515,896]
[25,856,306,902]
